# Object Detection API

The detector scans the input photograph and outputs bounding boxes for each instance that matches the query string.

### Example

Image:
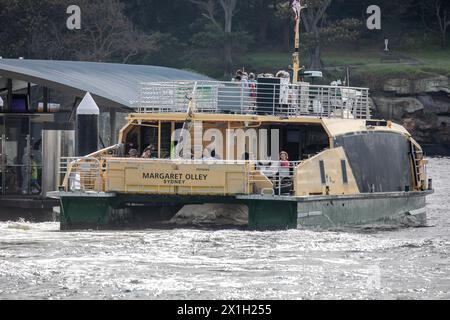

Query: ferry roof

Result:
[322,118,411,137]
[0,59,210,109]
[127,112,324,124]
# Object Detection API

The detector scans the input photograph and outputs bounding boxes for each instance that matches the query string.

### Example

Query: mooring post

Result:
[76,92,100,156]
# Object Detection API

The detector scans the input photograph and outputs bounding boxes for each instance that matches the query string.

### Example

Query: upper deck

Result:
[137,80,371,120]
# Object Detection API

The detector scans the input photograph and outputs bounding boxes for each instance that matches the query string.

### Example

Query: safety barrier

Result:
[138,80,371,119]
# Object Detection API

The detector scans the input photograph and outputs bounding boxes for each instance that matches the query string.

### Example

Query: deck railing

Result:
[248,161,301,196]
[138,80,371,119]
[60,157,102,192]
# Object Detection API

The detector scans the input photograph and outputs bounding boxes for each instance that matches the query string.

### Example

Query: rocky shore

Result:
[369,75,450,155]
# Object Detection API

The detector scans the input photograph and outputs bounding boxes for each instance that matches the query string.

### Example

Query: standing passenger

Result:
[280,151,290,168]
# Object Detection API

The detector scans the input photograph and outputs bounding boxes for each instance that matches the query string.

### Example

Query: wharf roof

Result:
[0,59,210,110]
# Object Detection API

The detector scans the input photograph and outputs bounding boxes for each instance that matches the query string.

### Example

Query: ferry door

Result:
[2,116,31,195]
[0,115,4,195]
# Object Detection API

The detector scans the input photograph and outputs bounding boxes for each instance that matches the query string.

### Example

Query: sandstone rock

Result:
[437,116,450,126]
[383,76,450,95]
[417,95,450,114]
[383,78,411,95]
[403,115,450,148]
[372,97,424,120]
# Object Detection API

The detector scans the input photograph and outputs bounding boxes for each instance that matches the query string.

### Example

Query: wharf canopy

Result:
[0,59,209,201]
[0,59,210,110]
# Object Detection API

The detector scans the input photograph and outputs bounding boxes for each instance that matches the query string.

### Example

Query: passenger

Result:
[248,73,257,97]
[232,69,244,82]
[127,142,136,151]
[128,149,139,158]
[276,70,290,79]
[243,72,257,114]
[161,152,170,159]
[21,149,30,194]
[242,72,249,85]
[142,145,156,159]
[279,151,290,168]
[30,155,41,194]
[141,148,151,159]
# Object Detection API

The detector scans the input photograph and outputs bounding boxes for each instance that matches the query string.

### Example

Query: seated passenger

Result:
[128,149,138,158]
[142,145,156,159]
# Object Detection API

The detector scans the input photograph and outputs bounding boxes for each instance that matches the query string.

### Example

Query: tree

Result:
[62,0,160,63]
[274,1,294,51]
[300,0,332,69]
[0,0,67,59]
[0,0,162,63]
[420,0,450,48]
[190,0,240,77]
[299,0,361,69]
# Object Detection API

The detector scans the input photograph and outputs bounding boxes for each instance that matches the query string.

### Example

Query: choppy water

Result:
[0,158,449,300]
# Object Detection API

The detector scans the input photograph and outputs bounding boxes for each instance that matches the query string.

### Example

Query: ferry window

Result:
[287,130,300,143]
[319,160,326,185]
[341,160,349,184]
[276,124,329,161]
[142,125,158,154]
[125,128,139,154]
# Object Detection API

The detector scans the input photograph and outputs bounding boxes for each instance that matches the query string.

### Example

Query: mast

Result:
[292,1,307,83]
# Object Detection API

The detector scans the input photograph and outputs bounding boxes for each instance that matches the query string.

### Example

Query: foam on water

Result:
[0,158,449,300]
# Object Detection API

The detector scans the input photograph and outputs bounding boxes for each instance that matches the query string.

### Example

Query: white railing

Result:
[249,161,300,196]
[138,80,371,119]
[60,157,102,192]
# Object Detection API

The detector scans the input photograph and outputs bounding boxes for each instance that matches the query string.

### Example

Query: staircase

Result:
[410,142,425,190]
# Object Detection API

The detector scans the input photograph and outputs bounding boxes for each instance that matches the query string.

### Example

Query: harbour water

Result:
[0,158,449,300]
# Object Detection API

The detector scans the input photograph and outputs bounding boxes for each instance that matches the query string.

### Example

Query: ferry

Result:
[48,5,433,231]
[47,76,433,230]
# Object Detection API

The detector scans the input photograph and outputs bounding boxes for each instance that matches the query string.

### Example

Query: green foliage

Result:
[190,25,253,53]
[186,24,253,78]
[0,0,448,78]
[321,19,362,44]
